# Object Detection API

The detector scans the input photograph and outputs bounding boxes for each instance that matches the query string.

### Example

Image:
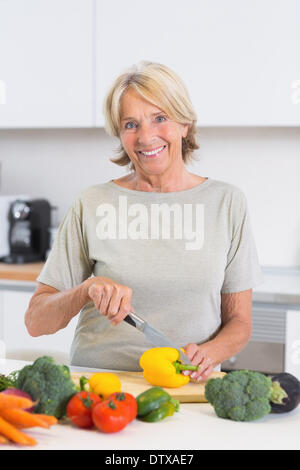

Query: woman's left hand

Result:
[182,342,215,382]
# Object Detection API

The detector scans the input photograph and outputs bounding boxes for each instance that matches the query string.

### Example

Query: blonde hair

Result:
[103,61,199,171]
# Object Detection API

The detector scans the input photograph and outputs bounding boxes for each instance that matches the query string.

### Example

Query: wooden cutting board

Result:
[71,370,226,403]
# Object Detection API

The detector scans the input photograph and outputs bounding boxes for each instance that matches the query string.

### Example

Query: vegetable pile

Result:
[205,369,300,421]
[0,355,181,445]
[67,373,177,433]
[2,352,298,446]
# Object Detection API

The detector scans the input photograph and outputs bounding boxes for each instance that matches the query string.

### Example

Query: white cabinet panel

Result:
[0,0,94,128]
[2,290,77,364]
[96,0,300,127]
[1,1,298,128]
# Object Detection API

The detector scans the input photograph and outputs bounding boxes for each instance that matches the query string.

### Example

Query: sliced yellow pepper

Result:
[139,347,198,388]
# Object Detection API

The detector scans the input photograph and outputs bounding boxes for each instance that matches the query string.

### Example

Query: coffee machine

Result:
[0,199,51,264]
[0,194,29,258]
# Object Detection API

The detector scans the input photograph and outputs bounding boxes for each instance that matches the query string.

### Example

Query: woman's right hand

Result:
[85,277,135,326]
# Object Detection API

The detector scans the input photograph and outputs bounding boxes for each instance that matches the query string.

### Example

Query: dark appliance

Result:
[0,199,51,264]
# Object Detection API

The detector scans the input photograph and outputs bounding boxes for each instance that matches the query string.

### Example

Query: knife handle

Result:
[124,314,137,328]
[124,312,145,331]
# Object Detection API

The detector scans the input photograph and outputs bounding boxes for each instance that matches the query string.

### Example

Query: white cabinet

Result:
[95,0,300,127]
[0,288,77,364]
[0,0,94,128]
[0,1,298,128]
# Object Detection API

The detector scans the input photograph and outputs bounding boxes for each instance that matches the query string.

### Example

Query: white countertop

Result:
[0,359,299,451]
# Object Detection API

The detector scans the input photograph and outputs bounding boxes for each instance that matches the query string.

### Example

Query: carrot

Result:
[0,393,34,410]
[0,408,50,429]
[0,416,36,446]
[33,414,58,426]
[0,434,9,444]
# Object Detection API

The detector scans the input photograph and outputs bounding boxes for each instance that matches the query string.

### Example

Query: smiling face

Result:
[119,88,189,176]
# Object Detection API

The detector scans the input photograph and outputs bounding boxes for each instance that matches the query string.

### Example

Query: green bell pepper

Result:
[136,386,180,422]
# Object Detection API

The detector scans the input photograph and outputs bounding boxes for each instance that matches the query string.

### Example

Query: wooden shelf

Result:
[0,262,44,282]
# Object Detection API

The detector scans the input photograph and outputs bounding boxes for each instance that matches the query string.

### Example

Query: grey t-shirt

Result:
[37,177,264,370]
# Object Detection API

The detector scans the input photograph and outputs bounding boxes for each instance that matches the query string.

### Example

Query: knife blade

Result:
[123,312,192,365]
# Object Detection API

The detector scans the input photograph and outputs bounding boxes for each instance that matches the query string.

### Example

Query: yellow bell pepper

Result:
[139,347,198,388]
[88,372,121,399]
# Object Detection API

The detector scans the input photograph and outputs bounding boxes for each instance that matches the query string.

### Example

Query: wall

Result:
[0,127,299,267]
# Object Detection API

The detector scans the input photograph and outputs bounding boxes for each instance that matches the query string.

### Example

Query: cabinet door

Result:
[2,290,77,364]
[95,0,300,127]
[0,0,94,128]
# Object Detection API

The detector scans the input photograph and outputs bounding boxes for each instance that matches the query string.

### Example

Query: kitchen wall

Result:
[0,126,300,267]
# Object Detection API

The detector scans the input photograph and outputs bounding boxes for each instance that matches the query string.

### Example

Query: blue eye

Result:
[125,122,136,129]
[156,115,166,122]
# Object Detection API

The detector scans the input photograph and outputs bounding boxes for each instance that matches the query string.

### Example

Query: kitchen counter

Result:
[0,262,43,294]
[0,263,299,304]
[0,359,299,451]
[0,262,43,285]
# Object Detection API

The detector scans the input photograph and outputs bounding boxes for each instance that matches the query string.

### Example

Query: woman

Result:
[25,61,263,381]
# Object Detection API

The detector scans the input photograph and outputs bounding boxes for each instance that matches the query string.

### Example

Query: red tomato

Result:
[107,392,137,422]
[66,391,101,428]
[92,398,130,433]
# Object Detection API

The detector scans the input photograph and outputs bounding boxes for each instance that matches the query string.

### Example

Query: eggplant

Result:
[270,373,300,413]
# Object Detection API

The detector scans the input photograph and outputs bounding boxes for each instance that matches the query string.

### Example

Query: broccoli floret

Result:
[15,356,77,419]
[205,369,282,422]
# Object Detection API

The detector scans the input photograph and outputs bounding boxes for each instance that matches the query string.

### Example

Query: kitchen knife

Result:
[124,312,192,365]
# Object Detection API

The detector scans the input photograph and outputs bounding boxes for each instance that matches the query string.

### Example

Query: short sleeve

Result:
[36,201,94,291]
[221,191,264,294]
